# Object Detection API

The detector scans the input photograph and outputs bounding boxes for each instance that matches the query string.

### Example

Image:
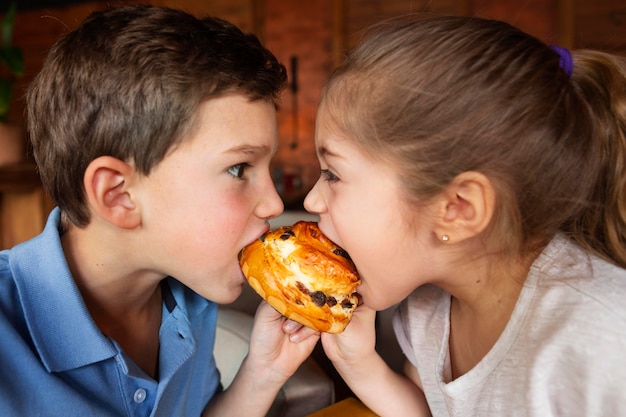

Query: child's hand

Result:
[320,303,377,366]
[246,301,320,384]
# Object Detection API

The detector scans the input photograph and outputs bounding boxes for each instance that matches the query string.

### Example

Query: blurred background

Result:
[1,0,625,249]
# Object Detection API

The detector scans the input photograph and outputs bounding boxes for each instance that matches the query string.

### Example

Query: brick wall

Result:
[6,0,625,208]
[263,0,333,208]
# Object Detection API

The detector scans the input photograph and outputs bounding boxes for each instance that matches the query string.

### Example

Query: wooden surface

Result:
[307,397,378,417]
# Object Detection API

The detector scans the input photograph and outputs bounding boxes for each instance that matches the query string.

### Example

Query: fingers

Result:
[255,301,320,342]
[282,319,300,333]
[282,319,320,342]
[353,303,377,322]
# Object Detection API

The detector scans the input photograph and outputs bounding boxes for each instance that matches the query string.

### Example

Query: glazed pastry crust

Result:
[239,221,360,333]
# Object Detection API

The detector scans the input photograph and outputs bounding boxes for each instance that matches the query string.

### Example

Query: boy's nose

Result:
[258,182,284,219]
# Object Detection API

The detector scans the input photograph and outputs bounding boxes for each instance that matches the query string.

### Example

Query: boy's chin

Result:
[203,282,245,305]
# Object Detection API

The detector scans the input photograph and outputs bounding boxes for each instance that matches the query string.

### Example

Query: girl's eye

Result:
[320,169,339,183]
[227,163,250,180]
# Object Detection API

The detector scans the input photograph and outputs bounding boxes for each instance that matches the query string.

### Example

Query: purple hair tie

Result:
[551,45,573,78]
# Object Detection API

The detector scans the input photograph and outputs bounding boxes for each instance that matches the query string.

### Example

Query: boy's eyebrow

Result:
[224,144,273,156]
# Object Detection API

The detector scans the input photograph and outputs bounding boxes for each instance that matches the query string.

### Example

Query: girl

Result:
[304,15,626,416]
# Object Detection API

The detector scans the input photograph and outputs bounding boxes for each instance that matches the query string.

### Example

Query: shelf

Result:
[0,163,41,193]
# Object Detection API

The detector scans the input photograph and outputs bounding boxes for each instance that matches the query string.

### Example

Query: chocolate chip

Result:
[326,296,337,307]
[296,281,310,295]
[332,247,351,260]
[310,291,327,307]
[280,228,295,240]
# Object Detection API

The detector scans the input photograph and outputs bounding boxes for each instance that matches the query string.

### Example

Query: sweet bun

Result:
[239,221,360,333]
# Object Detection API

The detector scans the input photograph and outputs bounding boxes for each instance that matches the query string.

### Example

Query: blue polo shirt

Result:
[0,208,221,416]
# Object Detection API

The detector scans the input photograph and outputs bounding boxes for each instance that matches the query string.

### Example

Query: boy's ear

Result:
[433,171,495,244]
[84,156,140,229]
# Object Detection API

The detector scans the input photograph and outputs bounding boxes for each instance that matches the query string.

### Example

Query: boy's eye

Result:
[227,163,250,179]
[320,169,339,183]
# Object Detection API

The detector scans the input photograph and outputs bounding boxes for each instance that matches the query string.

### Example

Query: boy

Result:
[0,5,319,416]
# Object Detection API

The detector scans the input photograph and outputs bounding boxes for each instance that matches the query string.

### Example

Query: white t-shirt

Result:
[393,234,626,416]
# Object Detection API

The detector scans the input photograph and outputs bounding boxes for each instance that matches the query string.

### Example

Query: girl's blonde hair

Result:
[321,16,626,267]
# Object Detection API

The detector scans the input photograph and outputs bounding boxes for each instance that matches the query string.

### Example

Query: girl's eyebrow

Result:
[317,145,344,159]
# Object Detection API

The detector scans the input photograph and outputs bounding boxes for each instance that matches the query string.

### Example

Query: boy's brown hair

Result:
[27,5,287,227]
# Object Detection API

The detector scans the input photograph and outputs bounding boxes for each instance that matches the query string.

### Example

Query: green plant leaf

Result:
[1,3,17,47]
[0,46,23,75]
[0,78,12,119]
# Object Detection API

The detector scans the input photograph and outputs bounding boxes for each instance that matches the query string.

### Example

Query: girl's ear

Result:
[433,171,495,244]
[83,156,141,229]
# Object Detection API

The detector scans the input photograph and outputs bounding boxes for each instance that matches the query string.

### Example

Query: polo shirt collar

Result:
[10,208,117,372]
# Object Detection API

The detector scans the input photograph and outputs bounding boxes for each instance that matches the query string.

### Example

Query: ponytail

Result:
[564,51,626,268]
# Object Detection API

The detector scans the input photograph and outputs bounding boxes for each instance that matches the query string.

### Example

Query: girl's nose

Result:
[303,179,324,214]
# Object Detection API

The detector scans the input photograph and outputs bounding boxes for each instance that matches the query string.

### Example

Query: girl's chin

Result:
[359,290,398,312]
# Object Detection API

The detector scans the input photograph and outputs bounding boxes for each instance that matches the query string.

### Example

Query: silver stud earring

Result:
[441,234,449,242]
